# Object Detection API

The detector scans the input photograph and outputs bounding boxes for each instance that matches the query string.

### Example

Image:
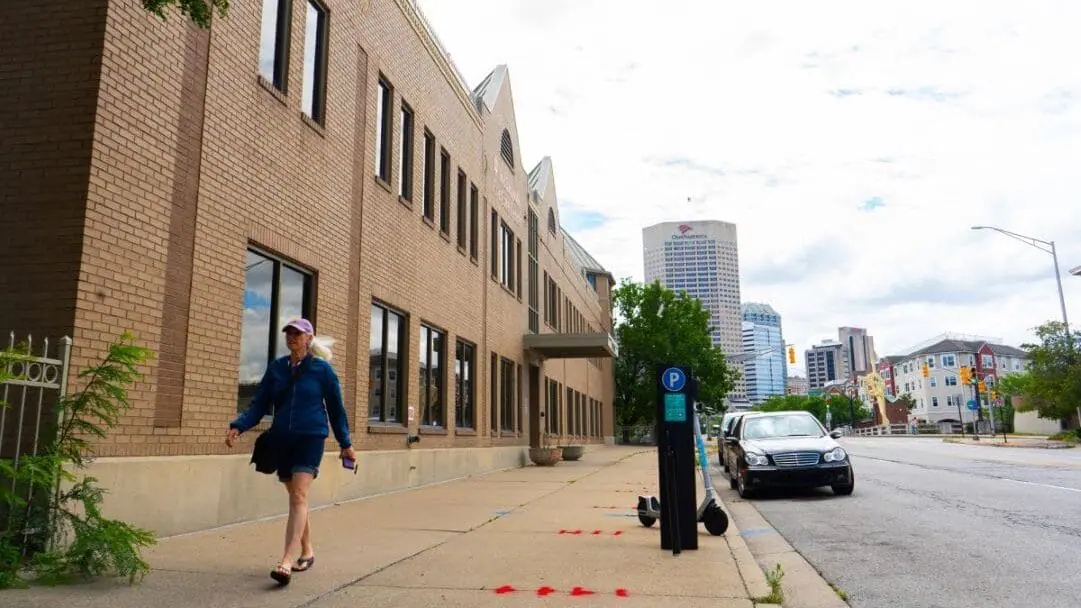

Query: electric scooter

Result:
[637,405,729,536]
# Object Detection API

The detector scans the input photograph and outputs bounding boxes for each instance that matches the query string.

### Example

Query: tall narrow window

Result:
[439,149,451,234]
[515,238,523,299]
[455,340,475,429]
[490,353,498,435]
[418,324,444,427]
[237,248,313,413]
[469,187,479,260]
[500,358,515,432]
[490,211,499,277]
[422,131,435,221]
[375,77,393,182]
[456,170,467,249]
[300,0,328,124]
[258,0,292,91]
[398,102,414,199]
[527,209,539,333]
[498,223,515,290]
[369,302,406,424]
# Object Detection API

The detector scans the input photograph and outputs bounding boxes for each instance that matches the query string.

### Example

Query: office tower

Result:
[741,303,787,404]
[643,220,744,403]
[838,327,877,378]
[805,340,849,391]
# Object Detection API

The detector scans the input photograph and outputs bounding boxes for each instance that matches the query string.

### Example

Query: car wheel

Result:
[832,469,855,496]
[736,474,754,499]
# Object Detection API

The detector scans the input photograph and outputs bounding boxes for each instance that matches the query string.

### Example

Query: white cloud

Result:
[419,0,1081,371]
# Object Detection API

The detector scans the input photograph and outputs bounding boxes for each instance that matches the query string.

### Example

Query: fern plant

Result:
[0,333,157,589]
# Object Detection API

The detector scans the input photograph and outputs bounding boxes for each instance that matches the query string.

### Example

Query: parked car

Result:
[724,411,854,499]
[717,411,746,471]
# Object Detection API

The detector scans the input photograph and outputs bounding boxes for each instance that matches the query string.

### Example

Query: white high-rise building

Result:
[643,220,745,405]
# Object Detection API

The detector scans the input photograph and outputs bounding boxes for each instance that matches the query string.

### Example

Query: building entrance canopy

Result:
[523,332,618,359]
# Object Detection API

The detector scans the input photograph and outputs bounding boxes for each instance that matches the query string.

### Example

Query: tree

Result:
[894,393,918,411]
[998,321,1081,424]
[756,394,869,428]
[142,0,229,28]
[612,280,736,435]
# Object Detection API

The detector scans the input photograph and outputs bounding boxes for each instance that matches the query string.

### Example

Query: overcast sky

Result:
[417,0,1081,374]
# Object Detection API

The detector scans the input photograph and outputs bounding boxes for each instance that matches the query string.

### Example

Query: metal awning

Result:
[523,332,618,359]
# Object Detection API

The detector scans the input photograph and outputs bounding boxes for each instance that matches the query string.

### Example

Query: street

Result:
[724,437,1081,608]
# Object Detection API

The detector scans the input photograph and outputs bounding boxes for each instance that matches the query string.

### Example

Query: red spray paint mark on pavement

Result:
[494,585,516,594]
[536,586,556,597]
[570,587,595,596]
[558,529,582,535]
[592,529,602,535]
[613,530,623,536]
[615,588,629,597]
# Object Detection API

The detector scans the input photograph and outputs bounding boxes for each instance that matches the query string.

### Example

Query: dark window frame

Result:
[439,148,451,234]
[259,0,293,92]
[398,101,415,200]
[418,323,445,427]
[300,0,329,124]
[422,130,435,221]
[375,76,394,182]
[490,353,499,435]
[455,339,476,429]
[369,300,407,425]
[469,186,479,260]
[500,357,515,433]
[456,169,468,250]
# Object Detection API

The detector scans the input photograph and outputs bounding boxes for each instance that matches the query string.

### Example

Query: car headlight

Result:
[823,447,847,463]
[745,452,769,467]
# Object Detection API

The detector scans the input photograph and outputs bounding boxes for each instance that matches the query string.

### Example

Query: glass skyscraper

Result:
[741,303,787,404]
[643,220,745,404]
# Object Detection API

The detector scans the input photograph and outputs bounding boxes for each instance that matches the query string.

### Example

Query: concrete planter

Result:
[529,447,562,466]
[560,445,584,461]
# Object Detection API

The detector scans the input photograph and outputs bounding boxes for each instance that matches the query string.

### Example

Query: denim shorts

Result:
[277,434,326,482]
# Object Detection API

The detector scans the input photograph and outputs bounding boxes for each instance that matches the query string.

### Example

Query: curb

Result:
[724,517,775,602]
[941,438,1076,449]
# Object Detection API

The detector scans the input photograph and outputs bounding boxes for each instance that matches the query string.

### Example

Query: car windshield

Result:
[742,415,824,439]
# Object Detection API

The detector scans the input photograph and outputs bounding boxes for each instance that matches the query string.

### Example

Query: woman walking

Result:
[226,318,355,586]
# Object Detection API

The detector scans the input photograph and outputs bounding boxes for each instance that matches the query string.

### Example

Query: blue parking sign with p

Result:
[662,367,686,392]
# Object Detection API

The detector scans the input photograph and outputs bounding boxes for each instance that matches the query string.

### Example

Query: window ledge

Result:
[300,113,326,137]
[368,423,408,434]
[439,230,451,243]
[457,245,468,256]
[455,427,477,436]
[374,176,393,193]
[419,425,447,436]
[470,256,479,266]
[257,75,288,106]
[422,216,436,229]
[398,196,413,210]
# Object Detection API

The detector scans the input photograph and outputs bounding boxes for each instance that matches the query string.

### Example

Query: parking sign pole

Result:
[655,364,698,552]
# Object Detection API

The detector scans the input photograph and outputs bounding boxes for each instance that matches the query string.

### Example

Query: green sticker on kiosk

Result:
[663,392,687,422]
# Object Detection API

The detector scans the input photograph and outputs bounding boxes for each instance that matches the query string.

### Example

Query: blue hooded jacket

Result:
[230,353,352,448]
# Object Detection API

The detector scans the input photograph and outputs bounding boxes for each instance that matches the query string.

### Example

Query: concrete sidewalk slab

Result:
[2,447,763,608]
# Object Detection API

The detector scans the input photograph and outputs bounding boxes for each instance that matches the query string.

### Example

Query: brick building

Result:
[0,0,616,536]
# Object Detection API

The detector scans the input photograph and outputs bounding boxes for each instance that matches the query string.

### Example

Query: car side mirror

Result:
[724,436,739,445]
[830,430,843,439]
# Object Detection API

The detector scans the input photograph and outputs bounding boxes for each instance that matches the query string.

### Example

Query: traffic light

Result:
[921,363,930,378]
[959,367,971,384]
[788,346,796,364]
[978,381,987,393]
[991,390,998,401]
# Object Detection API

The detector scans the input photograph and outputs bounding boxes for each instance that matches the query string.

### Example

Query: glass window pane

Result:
[387,311,402,422]
[258,0,280,83]
[368,305,384,421]
[431,330,443,425]
[419,326,429,412]
[301,1,320,118]
[238,251,274,410]
[276,265,308,358]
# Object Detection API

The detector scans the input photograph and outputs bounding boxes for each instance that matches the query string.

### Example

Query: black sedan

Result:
[724,411,854,498]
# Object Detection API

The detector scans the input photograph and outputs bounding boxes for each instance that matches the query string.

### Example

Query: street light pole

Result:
[1050,240,1071,339]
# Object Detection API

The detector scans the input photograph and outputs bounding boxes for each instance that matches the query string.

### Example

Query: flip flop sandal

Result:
[270,563,292,586]
[293,556,315,572]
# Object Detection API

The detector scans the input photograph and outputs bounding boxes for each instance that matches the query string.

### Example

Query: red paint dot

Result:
[592,529,602,535]
[571,586,595,596]
[615,588,629,597]
[536,586,556,596]
[613,530,623,536]
[495,585,516,594]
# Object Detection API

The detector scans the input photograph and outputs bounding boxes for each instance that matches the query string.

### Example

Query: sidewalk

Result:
[943,436,1077,449]
[4,447,763,607]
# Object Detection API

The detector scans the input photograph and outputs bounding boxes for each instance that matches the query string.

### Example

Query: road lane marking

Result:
[1000,478,1081,494]
[854,455,1081,493]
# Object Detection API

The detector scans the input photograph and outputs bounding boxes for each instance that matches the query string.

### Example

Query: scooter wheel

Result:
[703,505,729,536]
[638,514,657,528]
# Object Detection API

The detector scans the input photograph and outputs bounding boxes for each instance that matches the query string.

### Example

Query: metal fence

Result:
[1,332,71,467]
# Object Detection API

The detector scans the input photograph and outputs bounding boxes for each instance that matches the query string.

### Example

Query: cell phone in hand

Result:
[342,457,356,473]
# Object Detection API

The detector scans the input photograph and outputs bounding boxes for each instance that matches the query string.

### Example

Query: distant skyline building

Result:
[838,326,877,378]
[643,220,745,404]
[805,340,849,391]
[741,303,787,404]
[786,376,809,396]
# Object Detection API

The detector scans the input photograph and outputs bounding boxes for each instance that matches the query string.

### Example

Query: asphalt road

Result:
[729,437,1081,608]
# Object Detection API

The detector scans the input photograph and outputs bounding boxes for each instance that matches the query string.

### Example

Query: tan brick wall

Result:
[3,0,615,458]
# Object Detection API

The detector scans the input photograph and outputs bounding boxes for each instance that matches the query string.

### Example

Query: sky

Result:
[417,0,1081,375]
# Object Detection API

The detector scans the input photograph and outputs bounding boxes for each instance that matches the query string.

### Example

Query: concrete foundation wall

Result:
[86,445,530,538]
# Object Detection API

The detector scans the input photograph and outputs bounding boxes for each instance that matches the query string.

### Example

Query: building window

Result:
[258,0,292,91]
[237,248,313,413]
[945,375,958,386]
[369,302,406,424]
[439,149,451,235]
[929,377,937,388]
[490,353,498,435]
[375,77,393,182]
[398,102,415,200]
[490,211,499,278]
[932,396,939,407]
[422,131,435,221]
[499,222,515,290]
[418,324,445,427]
[500,358,515,432]
[300,0,328,124]
[527,209,539,333]
[469,186,479,260]
[941,354,956,367]
[547,208,556,234]
[500,128,514,169]
[515,238,523,299]
[455,340,475,429]
[456,169,467,249]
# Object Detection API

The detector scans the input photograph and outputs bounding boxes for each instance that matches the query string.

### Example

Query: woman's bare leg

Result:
[279,472,314,569]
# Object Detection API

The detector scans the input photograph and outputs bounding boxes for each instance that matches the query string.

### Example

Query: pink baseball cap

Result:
[282,318,314,334]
